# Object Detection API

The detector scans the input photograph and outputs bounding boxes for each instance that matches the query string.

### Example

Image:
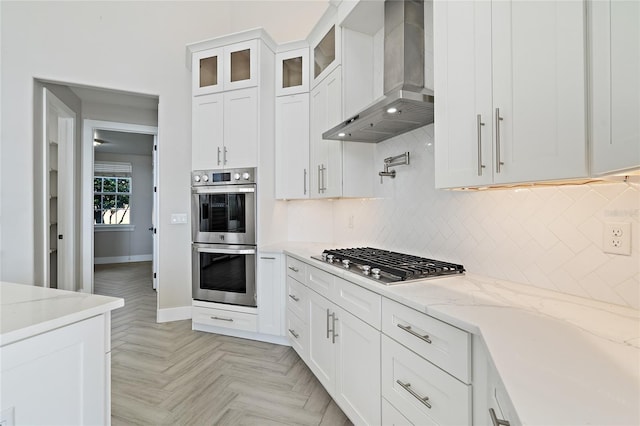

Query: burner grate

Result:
[322,247,464,281]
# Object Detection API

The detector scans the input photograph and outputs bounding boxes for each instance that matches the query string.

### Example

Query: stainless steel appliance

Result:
[311,247,464,285]
[191,167,258,307]
[192,243,257,306]
[191,168,256,245]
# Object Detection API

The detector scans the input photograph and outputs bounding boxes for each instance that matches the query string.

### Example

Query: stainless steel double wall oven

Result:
[191,168,257,307]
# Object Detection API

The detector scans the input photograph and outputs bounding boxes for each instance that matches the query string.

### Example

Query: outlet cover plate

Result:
[603,222,631,255]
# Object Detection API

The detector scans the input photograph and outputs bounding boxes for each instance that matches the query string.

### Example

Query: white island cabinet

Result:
[0,282,123,426]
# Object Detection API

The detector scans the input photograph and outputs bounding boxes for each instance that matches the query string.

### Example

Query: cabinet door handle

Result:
[321,164,327,192]
[288,294,300,302]
[326,308,331,339]
[260,256,276,260]
[288,328,300,339]
[210,316,233,322]
[477,114,486,176]
[489,408,510,426]
[397,323,432,344]
[396,380,432,409]
[223,146,228,165]
[331,312,338,343]
[288,266,299,273]
[303,168,307,195]
[495,108,504,173]
[317,164,322,194]
[217,146,221,165]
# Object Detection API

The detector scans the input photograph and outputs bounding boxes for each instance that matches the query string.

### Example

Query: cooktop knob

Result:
[194,175,201,182]
[371,268,381,278]
[326,254,334,263]
[342,259,350,268]
[233,173,241,180]
[362,265,371,275]
[242,172,250,180]
[202,175,209,182]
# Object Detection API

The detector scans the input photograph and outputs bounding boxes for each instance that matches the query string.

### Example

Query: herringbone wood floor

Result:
[94,262,352,426]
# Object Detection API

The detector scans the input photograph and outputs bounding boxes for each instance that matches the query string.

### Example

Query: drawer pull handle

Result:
[397,323,432,344]
[288,266,299,273]
[288,294,300,302]
[396,380,431,409]
[211,316,233,322]
[288,329,300,339]
[489,408,510,426]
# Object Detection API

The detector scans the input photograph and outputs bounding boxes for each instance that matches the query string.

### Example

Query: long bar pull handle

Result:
[396,380,432,409]
[489,408,510,426]
[326,308,331,339]
[495,108,504,173]
[303,168,307,195]
[397,323,432,344]
[331,313,338,343]
[223,146,228,165]
[217,147,221,165]
[321,164,327,192]
[210,316,233,322]
[288,329,300,339]
[477,114,486,176]
[288,266,299,273]
[318,165,322,194]
[260,256,276,260]
[288,294,300,302]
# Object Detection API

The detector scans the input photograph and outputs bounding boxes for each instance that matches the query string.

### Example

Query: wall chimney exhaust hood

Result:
[323,0,434,144]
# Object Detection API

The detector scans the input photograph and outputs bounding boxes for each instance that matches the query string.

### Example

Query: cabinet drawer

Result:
[286,256,306,282]
[286,275,308,320]
[306,265,335,299]
[382,335,471,426]
[192,306,257,332]
[382,298,471,383]
[334,277,381,329]
[286,309,308,362]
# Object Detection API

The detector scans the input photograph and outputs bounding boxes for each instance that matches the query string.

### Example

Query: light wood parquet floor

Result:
[94,262,352,426]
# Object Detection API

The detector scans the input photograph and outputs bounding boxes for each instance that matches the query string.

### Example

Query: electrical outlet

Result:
[603,222,631,255]
[348,214,355,229]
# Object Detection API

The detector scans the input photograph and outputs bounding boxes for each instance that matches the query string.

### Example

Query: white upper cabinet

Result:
[276,47,310,96]
[435,0,588,188]
[223,87,258,169]
[309,7,342,90]
[590,0,640,176]
[275,93,310,199]
[192,40,258,96]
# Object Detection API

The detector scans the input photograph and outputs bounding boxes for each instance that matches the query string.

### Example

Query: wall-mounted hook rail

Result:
[379,152,410,182]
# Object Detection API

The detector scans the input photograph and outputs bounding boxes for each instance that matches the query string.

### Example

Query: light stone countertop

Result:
[0,282,124,347]
[261,241,640,426]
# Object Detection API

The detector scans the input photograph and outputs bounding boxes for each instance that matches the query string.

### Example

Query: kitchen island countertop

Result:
[262,241,640,426]
[0,282,124,347]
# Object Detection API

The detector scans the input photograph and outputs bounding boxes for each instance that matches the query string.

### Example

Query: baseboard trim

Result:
[157,306,192,323]
[192,322,290,346]
[94,254,152,265]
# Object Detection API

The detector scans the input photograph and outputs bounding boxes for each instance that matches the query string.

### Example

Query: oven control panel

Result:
[192,168,256,186]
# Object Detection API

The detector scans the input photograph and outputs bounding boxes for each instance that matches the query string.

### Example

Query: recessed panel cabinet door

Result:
[492,1,587,183]
[275,93,310,199]
[192,93,224,170]
[307,290,336,393]
[223,87,258,169]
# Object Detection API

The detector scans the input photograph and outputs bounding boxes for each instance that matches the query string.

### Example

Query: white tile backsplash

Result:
[286,125,640,309]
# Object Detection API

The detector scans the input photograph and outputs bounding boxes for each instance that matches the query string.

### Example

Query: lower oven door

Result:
[192,243,257,307]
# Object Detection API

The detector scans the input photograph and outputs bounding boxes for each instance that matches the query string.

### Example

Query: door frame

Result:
[81,120,159,294]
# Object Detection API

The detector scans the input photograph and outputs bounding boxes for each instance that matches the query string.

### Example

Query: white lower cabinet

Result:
[257,253,285,336]
[0,315,109,425]
[286,308,308,361]
[382,397,413,426]
[307,288,381,425]
[381,335,471,426]
[192,303,258,332]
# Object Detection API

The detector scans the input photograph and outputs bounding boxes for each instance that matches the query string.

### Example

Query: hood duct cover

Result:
[323,0,434,143]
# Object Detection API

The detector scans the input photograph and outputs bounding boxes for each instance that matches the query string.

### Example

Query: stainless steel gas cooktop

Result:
[311,247,465,285]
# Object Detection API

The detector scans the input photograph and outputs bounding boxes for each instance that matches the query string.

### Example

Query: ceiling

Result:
[94,129,154,156]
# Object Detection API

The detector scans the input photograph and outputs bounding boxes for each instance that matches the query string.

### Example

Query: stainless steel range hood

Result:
[323,0,434,144]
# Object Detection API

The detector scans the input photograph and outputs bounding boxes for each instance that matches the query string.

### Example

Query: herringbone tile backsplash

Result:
[287,125,640,309]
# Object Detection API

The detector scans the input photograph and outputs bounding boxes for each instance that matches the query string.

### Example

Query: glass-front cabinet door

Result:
[276,47,310,96]
[310,23,341,89]
[192,48,223,96]
[223,39,258,91]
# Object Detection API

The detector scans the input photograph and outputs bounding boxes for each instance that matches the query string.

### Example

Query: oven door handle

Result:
[192,185,255,195]
[195,247,256,255]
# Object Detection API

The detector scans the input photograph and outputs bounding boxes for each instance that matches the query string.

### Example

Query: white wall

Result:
[94,152,153,262]
[0,1,328,309]
[302,125,639,309]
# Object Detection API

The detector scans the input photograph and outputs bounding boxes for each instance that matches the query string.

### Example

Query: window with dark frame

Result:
[93,176,131,225]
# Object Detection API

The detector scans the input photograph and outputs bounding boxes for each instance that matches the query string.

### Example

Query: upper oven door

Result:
[192,184,256,244]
